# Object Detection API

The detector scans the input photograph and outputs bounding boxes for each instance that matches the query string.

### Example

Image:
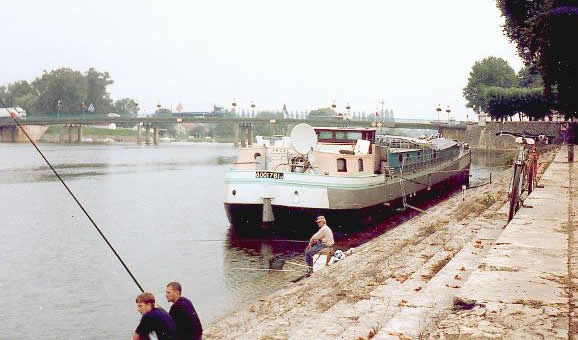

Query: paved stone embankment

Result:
[429,145,576,339]
[441,121,566,149]
[205,148,561,340]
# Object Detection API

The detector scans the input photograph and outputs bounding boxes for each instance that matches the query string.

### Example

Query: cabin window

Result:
[358,158,364,172]
[337,158,347,172]
[335,131,346,140]
[318,131,333,139]
[346,132,363,140]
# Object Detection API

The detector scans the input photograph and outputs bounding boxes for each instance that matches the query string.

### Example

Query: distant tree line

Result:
[464,2,578,121]
[489,1,577,119]
[0,68,139,117]
[463,56,550,121]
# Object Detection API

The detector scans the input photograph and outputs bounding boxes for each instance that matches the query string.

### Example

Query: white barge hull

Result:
[224,151,471,229]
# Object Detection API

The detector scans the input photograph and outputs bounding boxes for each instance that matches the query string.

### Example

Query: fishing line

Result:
[230,267,302,272]
[5,107,144,293]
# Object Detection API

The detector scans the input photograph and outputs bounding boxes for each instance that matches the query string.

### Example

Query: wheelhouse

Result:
[315,127,376,145]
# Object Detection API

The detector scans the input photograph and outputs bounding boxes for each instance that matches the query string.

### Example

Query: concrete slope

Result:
[430,145,576,339]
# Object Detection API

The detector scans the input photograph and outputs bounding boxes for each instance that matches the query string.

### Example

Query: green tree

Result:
[481,86,549,121]
[113,98,140,128]
[497,1,578,118]
[85,68,114,114]
[0,81,37,112]
[307,107,336,120]
[517,65,543,88]
[463,57,518,113]
[31,68,87,114]
[113,98,139,114]
[211,111,236,139]
[253,111,285,136]
[2,68,137,117]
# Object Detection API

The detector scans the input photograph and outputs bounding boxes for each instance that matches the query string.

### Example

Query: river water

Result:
[0,142,510,339]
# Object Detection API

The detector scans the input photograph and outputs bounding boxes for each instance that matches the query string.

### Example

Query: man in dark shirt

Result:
[166,281,203,340]
[133,292,176,340]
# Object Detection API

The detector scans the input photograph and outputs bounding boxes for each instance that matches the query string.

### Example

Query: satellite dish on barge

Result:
[290,123,317,154]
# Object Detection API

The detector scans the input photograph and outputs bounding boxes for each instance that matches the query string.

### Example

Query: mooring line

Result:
[6,108,144,293]
[285,261,310,268]
[230,267,302,272]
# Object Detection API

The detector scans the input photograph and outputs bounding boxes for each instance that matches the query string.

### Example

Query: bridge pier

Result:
[247,123,253,146]
[67,124,74,144]
[58,125,67,143]
[77,125,83,143]
[234,123,240,147]
[0,126,17,142]
[240,123,247,148]
[145,124,152,145]
[137,123,143,145]
[63,125,83,143]
[153,127,159,145]
[1,125,48,143]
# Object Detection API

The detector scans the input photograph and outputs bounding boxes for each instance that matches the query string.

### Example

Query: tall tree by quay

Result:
[497,0,578,118]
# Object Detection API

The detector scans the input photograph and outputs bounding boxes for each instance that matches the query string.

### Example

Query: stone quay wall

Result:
[441,121,567,149]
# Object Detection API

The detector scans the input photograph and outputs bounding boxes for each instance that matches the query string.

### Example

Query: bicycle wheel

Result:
[521,163,529,194]
[508,164,522,222]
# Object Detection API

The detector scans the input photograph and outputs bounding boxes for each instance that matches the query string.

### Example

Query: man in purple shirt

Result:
[133,292,176,340]
[165,282,203,340]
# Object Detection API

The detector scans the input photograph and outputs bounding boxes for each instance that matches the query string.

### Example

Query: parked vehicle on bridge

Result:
[334,112,351,120]
[107,112,121,118]
[203,111,225,118]
[172,112,206,119]
[0,106,26,118]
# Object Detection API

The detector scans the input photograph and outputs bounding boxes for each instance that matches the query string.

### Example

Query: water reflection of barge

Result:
[224,124,471,230]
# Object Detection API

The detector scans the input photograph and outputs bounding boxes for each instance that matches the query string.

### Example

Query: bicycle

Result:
[496,131,542,222]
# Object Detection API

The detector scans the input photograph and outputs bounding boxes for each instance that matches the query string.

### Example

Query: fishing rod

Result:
[4,107,145,293]
[186,238,308,243]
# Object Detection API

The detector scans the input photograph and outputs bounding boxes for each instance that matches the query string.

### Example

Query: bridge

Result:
[0,112,466,145]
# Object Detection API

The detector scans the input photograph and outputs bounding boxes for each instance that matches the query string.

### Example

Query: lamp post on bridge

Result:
[250,101,255,118]
[81,101,86,119]
[436,104,441,122]
[57,99,62,120]
[232,99,237,116]
[446,105,451,122]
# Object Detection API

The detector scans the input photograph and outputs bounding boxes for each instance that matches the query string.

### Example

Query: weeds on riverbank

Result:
[453,192,496,221]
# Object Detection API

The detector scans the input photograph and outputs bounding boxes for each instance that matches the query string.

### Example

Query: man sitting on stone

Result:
[165,281,203,340]
[133,292,176,340]
[304,216,335,272]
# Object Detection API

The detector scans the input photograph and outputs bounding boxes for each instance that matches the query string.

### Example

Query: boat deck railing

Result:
[388,147,466,176]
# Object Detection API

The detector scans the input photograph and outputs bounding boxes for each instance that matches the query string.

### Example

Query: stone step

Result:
[373,215,506,339]
[286,219,478,339]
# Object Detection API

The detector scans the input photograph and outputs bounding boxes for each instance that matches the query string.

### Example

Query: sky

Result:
[2,1,523,120]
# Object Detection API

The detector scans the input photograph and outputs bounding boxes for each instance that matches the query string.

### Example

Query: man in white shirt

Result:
[304,216,335,270]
